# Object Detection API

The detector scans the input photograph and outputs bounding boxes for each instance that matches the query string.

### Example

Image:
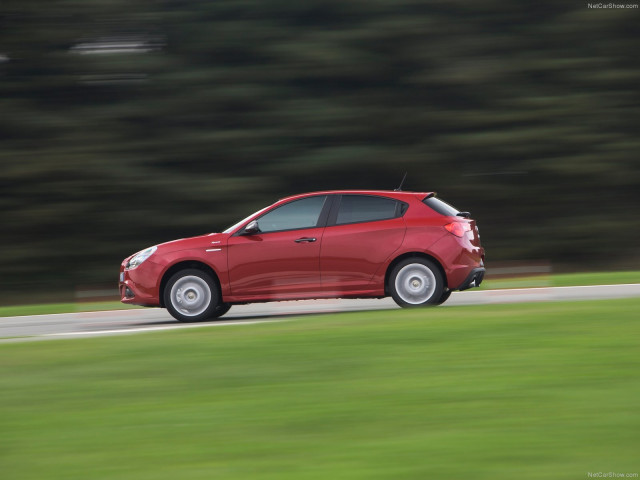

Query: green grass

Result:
[550,270,640,286]
[480,269,639,290]
[1,299,639,479]
[0,301,141,317]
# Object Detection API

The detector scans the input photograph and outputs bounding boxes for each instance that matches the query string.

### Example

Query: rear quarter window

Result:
[422,197,460,216]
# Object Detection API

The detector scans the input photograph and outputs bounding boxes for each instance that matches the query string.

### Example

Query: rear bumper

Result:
[456,267,486,291]
[428,231,484,290]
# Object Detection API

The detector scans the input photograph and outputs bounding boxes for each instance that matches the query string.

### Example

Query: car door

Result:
[320,194,407,294]
[227,195,331,300]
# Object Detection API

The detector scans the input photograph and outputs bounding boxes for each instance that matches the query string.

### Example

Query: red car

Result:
[119,190,485,322]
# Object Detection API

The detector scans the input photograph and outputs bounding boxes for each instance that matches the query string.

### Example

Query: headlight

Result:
[126,246,157,269]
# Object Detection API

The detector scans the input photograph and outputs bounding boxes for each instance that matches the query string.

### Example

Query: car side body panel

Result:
[226,227,325,300]
[320,217,405,296]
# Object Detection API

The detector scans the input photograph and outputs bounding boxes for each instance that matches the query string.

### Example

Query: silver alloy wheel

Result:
[169,275,212,317]
[394,263,437,304]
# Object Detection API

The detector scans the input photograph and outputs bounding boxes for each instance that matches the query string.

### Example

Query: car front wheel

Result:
[389,258,445,308]
[164,269,223,322]
[215,303,232,317]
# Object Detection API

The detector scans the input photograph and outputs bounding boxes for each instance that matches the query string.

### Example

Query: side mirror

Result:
[243,220,261,235]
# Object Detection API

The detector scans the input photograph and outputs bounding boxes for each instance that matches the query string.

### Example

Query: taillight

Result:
[445,222,471,237]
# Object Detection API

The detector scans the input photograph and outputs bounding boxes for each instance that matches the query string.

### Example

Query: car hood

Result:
[156,232,229,253]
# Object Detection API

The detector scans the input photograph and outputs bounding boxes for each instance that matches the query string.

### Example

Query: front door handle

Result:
[295,237,317,243]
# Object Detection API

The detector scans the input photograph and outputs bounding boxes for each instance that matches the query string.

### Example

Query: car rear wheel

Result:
[389,258,444,308]
[435,289,452,305]
[164,269,223,322]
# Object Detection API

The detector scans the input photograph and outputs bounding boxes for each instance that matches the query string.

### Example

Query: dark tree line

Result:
[1,0,639,301]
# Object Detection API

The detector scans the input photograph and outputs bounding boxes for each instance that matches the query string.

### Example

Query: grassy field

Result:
[0,301,141,317]
[1,299,638,479]
[480,270,640,290]
[0,270,638,318]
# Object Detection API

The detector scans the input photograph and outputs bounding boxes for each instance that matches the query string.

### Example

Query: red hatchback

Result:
[119,190,485,322]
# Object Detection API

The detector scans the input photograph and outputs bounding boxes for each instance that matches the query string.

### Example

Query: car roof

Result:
[279,190,434,202]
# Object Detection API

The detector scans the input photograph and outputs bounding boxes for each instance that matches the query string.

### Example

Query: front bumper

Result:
[119,260,162,307]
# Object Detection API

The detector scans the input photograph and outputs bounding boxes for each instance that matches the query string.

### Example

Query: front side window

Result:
[257,196,327,233]
[336,195,402,225]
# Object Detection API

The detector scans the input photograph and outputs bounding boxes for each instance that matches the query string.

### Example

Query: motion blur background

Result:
[1,0,638,303]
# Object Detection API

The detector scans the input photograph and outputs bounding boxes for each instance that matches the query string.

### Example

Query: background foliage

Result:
[1,0,638,300]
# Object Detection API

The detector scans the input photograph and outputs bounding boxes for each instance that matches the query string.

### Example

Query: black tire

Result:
[388,257,445,308]
[215,303,232,317]
[163,268,222,322]
[434,289,452,306]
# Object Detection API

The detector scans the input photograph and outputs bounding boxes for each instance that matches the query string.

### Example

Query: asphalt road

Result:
[1,284,639,343]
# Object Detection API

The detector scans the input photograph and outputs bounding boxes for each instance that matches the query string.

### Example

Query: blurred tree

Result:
[0,0,638,300]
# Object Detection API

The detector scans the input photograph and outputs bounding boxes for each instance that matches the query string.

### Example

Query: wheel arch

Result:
[159,260,222,308]
[384,252,448,295]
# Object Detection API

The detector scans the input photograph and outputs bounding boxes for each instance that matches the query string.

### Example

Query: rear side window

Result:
[423,196,460,216]
[336,195,404,225]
